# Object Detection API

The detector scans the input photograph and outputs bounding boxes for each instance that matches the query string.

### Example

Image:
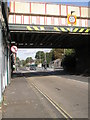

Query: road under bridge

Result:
[0,1,89,117]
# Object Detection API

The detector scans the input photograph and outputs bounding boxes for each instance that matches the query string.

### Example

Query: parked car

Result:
[30,64,36,70]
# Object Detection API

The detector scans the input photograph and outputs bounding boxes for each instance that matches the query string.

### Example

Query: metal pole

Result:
[45,52,47,69]
[70,11,75,32]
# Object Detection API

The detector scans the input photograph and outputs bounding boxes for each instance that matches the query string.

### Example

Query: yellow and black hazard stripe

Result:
[27,26,90,33]
[54,27,90,33]
[27,26,45,31]
[72,28,90,33]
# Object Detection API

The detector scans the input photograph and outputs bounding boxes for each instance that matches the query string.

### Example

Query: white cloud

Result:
[17,48,52,60]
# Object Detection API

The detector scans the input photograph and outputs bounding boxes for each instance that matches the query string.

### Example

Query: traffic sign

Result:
[67,14,77,25]
[11,46,18,53]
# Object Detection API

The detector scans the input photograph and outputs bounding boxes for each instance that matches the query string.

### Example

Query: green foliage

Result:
[20,57,33,66]
[16,57,20,67]
[65,49,75,56]
[53,49,64,59]
[20,60,26,66]
[26,57,33,63]
[61,49,76,72]
[16,57,20,62]
[35,49,64,66]
[35,51,45,64]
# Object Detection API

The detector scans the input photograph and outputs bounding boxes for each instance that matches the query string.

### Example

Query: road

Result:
[2,68,88,118]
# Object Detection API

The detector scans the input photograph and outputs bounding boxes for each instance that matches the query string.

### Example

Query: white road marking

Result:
[27,80,72,119]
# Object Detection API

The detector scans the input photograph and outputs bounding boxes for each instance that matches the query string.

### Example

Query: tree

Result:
[16,57,20,67]
[46,51,54,65]
[61,49,76,72]
[20,60,26,66]
[26,57,33,64]
[64,49,75,56]
[53,49,64,59]
[49,49,55,61]
[16,57,20,62]
[35,51,45,63]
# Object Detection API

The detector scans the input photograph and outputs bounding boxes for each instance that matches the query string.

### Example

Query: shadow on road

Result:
[12,69,88,83]
[12,70,73,77]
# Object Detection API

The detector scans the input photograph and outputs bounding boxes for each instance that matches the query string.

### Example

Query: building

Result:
[49,59,61,69]
[0,1,11,102]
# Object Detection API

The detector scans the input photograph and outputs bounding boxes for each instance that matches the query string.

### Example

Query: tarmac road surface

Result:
[2,69,88,118]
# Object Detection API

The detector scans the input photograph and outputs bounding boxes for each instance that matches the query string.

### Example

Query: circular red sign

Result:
[11,46,18,53]
[68,15,76,24]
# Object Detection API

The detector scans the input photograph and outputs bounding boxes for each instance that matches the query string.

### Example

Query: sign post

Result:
[11,46,18,71]
[67,13,77,32]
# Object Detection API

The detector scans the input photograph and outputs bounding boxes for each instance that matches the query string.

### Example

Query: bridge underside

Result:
[9,24,89,48]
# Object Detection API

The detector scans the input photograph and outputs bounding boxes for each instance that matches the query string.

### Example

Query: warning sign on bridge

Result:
[67,15,77,25]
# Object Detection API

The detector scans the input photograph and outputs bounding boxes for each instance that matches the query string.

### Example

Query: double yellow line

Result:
[28,80,72,119]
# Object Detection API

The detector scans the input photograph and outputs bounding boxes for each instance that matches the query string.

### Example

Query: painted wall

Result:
[0,2,11,103]
[9,1,89,27]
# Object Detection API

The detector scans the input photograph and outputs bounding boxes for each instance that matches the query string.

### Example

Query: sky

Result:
[9,0,89,60]
[7,0,90,6]
[17,49,52,60]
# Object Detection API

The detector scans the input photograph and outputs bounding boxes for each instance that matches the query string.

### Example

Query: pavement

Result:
[0,110,2,120]
[0,101,2,120]
[2,75,64,118]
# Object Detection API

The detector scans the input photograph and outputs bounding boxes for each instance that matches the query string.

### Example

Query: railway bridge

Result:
[0,1,90,102]
[9,1,89,48]
[9,1,90,73]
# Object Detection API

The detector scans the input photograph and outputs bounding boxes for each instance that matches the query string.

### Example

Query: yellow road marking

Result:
[27,26,32,30]
[27,79,72,119]
[54,27,60,31]
[33,26,39,31]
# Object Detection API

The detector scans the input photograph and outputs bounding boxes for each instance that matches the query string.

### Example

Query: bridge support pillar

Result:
[75,47,89,74]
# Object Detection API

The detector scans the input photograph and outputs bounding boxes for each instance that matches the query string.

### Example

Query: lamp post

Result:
[44,52,47,70]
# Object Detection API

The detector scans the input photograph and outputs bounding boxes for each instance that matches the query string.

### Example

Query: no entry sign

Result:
[67,14,77,25]
[11,46,18,53]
